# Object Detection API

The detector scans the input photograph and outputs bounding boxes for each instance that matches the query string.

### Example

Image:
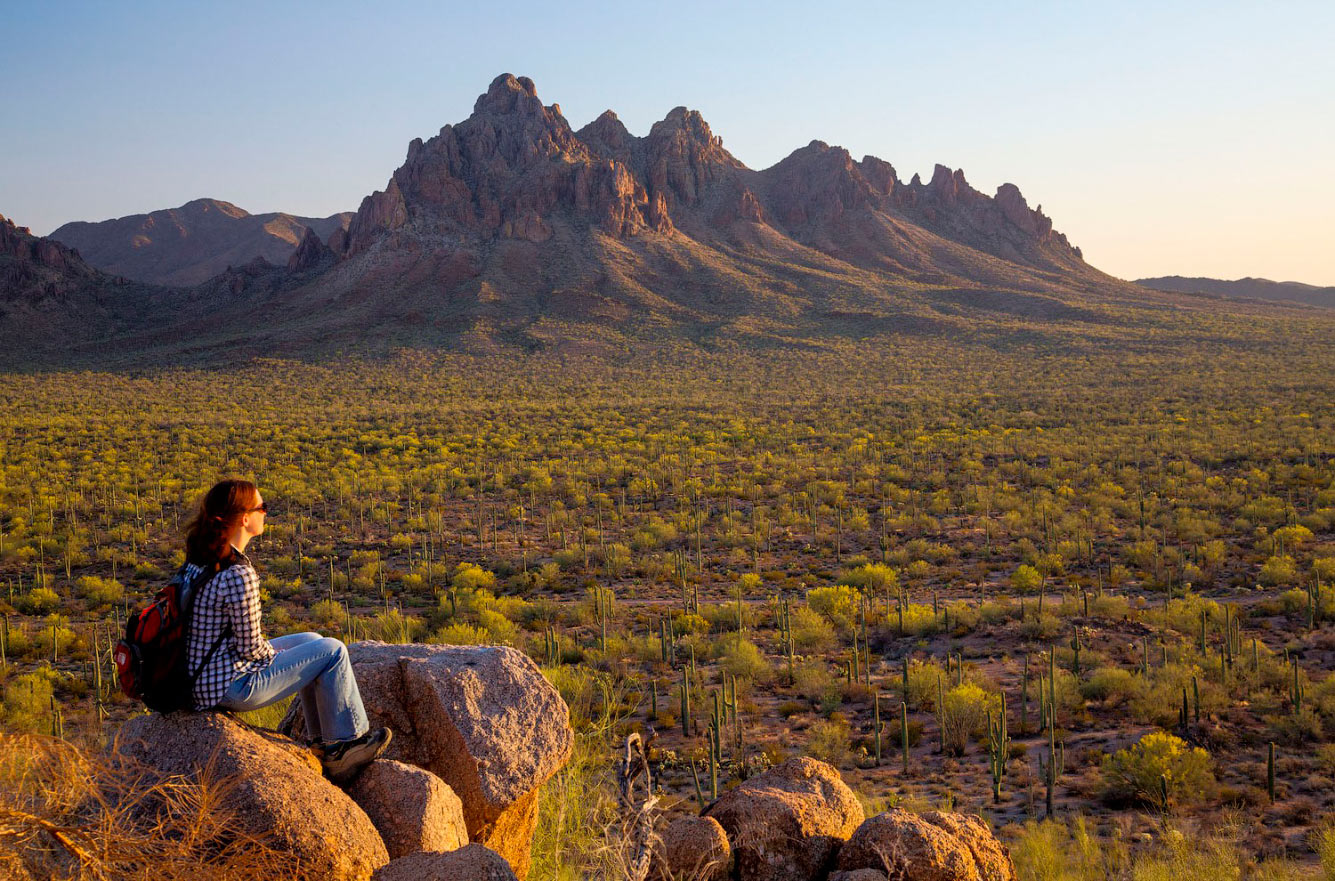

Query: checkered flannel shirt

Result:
[185,548,276,711]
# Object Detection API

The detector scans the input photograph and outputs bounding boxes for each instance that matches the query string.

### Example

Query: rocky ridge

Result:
[4,73,1268,367]
[50,198,352,286]
[338,74,1080,275]
[1136,275,1335,309]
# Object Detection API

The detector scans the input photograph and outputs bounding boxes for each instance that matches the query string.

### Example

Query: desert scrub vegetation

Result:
[1008,816,1332,881]
[0,337,1330,866]
[1100,732,1215,808]
[0,731,303,880]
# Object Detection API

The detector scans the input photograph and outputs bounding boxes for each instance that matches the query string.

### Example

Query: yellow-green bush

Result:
[76,575,124,607]
[1100,731,1214,807]
[714,633,769,682]
[429,622,488,646]
[451,562,496,592]
[807,584,861,629]
[1081,666,1145,707]
[805,716,852,767]
[788,605,835,652]
[16,587,59,616]
[940,682,1000,755]
[838,563,897,594]
[904,659,946,712]
[1,667,59,733]
[1010,816,1124,881]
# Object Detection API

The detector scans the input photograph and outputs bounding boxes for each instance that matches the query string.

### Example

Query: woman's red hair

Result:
[184,479,258,566]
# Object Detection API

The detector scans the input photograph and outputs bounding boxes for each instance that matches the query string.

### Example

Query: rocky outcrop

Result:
[371,844,519,881]
[652,815,731,881]
[704,757,864,881]
[643,107,745,210]
[340,74,670,257]
[834,810,1015,881]
[49,198,352,286]
[0,213,100,301]
[348,759,469,860]
[899,166,1079,266]
[288,226,337,273]
[280,641,573,880]
[113,711,389,881]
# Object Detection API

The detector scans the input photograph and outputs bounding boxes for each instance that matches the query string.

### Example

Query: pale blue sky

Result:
[3,0,1333,284]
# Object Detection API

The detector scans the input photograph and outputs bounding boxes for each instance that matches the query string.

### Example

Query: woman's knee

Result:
[317,637,348,661]
[271,631,324,651]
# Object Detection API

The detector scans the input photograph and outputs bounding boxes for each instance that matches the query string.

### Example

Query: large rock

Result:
[703,757,863,881]
[835,809,1015,881]
[281,642,573,880]
[113,711,388,881]
[348,759,468,859]
[653,815,731,881]
[371,844,519,881]
[919,812,1016,881]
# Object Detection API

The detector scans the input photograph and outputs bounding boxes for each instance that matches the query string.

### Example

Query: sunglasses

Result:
[248,500,269,514]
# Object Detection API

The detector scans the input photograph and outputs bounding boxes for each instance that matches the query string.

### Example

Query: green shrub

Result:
[940,682,999,755]
[838,563,897,594]
[16,587,59,616]
[714,633,769,682]
[904,659,946,712]
[429,622,488,645]
[478,609,518,645]
[308,598,343,632]
[788,605,835,652]
[451,562,496,592]
[1081,666,1145,707]
[1011,817,1123,881]
[2,667,59,733]
[806,584,861,629]
[897,603,940,636]
[671,612,710,636]
[76,576,124,607]
[1130,663,1226,728]
[1011,565,1042,592]
[1130,831,1238,881]
[943,601,980,632]
[793,661,840,708]
[1100,731,1214,807]
[1260,555,1297,587]
[365,609,425,644]
[805,716,852,767]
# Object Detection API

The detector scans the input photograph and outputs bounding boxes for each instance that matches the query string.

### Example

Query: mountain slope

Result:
[1137,276,1335,309]
[5,74,1326,368]
[50,199,352,286]
[0,213,166,365]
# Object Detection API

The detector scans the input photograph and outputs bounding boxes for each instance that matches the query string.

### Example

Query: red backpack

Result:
[113,561,233,713]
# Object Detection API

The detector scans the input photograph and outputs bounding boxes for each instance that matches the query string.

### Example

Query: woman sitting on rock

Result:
[184,478,391,782]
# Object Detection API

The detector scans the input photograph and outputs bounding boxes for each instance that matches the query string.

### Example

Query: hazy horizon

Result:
[3,0,1333,286]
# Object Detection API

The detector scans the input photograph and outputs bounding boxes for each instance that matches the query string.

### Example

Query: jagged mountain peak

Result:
[474,73,542,114]
[576,110,636,162]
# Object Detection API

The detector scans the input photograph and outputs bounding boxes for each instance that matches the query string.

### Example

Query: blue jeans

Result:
[219,632,368,743]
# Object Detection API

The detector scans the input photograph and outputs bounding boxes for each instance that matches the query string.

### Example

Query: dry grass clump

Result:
[0,732,301,881]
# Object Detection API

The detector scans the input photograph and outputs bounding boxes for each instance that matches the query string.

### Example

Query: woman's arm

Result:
[225,564,277,665]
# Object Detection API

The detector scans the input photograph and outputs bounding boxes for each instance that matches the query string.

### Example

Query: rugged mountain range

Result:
[3,73,1314,368]
[50,199,352,286]
[1137,276,1335,309]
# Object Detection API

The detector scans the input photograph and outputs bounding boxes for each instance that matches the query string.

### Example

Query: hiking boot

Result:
[318,727,392,784]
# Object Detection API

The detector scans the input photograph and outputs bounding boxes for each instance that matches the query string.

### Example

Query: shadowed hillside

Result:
[50,199,352,286]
